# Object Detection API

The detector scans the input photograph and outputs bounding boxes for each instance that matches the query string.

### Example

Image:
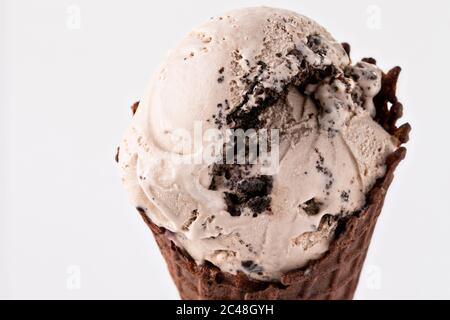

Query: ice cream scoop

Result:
[118,6,400,281]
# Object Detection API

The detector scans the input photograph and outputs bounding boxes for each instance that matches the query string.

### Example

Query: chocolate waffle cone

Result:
[134,62,410,300]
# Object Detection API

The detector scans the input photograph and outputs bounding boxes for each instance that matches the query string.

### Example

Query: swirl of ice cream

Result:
[118,7,399,280]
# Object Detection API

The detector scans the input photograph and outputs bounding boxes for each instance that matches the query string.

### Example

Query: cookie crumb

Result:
[300,198,323,216]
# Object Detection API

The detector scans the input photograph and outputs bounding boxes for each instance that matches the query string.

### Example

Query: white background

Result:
[1,0,449,299]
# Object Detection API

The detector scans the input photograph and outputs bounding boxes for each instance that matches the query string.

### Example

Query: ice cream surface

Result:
[118,7,399,280]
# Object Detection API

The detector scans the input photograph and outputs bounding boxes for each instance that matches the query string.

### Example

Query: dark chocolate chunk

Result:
[224,192,241,216]
[300,198,323,216]
[210,166,273,217]
[241,260,263,273]
[246,196,271,214]
[236,176,273,197]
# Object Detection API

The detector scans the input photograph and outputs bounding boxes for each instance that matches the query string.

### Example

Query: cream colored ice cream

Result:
[118,7,399,280]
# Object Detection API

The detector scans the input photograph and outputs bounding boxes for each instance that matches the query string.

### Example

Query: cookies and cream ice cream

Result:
[118,7,399,280]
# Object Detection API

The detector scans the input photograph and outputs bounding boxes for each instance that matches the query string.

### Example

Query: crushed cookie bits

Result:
[341,190,350,202]
[314,148,334,192]
[217,67,225,83]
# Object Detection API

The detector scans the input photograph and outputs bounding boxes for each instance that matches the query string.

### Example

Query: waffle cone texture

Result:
[132,60,411,300]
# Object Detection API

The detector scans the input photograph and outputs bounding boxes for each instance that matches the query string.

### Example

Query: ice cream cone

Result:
[117,7,411,300]
[135,64,410,300]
